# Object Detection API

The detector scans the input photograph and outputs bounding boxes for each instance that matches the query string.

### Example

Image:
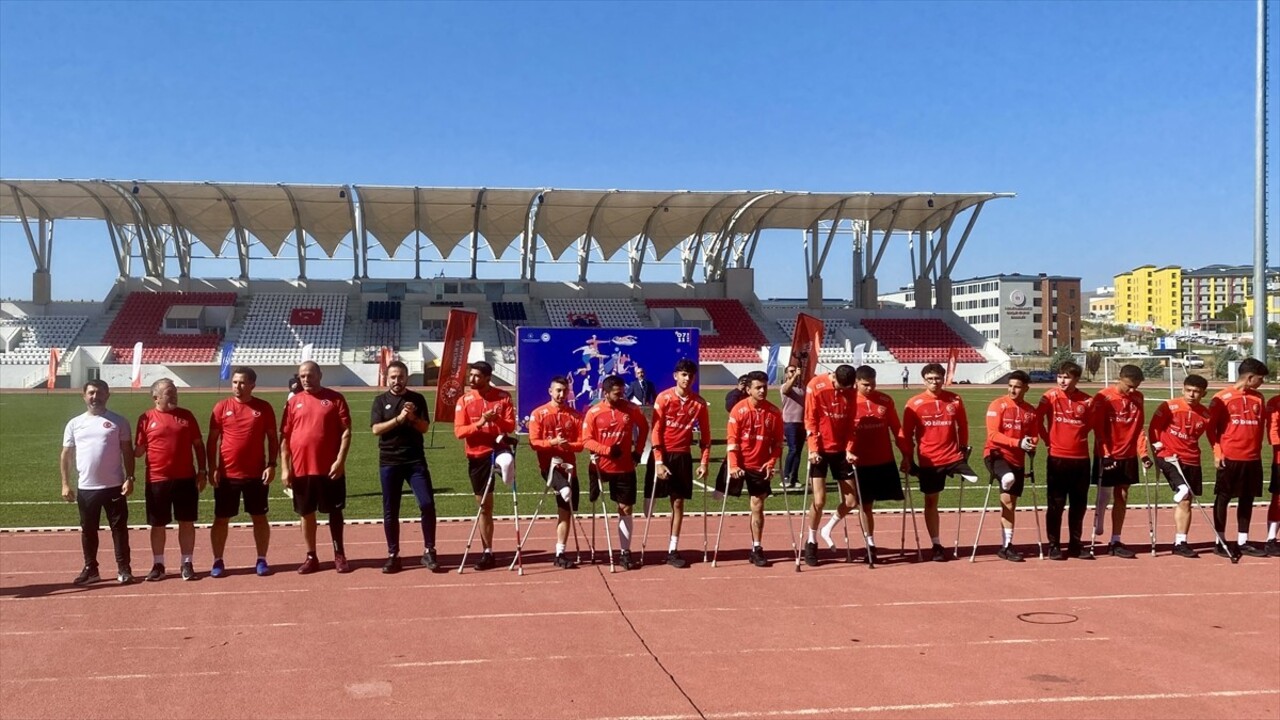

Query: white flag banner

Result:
[130,341,143,389]
[299,343,314,363]
[852,343,866,367]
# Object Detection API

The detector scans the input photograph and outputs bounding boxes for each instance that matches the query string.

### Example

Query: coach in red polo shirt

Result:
[135,378,207,582]
[206,366,278,577]
[281,361,353,574]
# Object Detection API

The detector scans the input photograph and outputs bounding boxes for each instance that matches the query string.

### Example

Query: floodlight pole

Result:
[1253,0,1269,361]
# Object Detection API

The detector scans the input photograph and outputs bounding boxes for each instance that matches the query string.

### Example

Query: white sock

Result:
[1094,487,1112,535]
[866,535,875,547]
[153,555,164,565]
[752,540,761,548]
[257,556,267,563]
[807,528,816,544]
[618,515,633,551]
[1002,528,1014,546]
[181,554,192,565]
[1176,533,1188,544]
[555,542,566,556]
[1269,522,1279,541]
[930,536,941,545]
[1238,532,1248,545]
[668,536,678,553]
[819,514,839,548]
[1110,534,1121,544]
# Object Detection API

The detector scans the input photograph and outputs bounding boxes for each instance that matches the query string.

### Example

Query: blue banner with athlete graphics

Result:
[515,327,699,433]
[219,342,235,381]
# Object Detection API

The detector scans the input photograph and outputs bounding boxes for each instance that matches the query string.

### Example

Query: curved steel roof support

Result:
[628,234,651,286]
[354,189,369,280]
[580,190,619,284]
[679,234,703,285]
[345,185,360,280]
[693,193,758,283]
[524,192,545,281]
[943,201,985,278]
[4,185,49,272]
[469,189,487,280]
[709,192,777,280]
[809,198,849,282]
[68,181,129,277]
[207,183,251,280]
[279,184,307,282]
[142,184,193,278]
[575,235,593,284]
[743,228,763,268]
[98,181,162,278]
[917,200,964,281]
[867,199,907,277]
[413,187,422,280]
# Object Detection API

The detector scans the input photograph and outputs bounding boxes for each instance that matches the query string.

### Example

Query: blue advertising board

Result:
[515,327,700,433]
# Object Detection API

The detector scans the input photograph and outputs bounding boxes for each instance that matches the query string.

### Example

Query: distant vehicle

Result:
[1028,370,1057,383]
[1173,354,1205,369]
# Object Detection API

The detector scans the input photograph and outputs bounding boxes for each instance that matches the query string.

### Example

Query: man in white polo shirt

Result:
[60,379,136,585]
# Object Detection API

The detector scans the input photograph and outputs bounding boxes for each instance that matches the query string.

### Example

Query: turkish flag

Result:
[945,347,959,386]
[788,313,825,379]
[47,348,59,390]
[290,308,323,326]
[433,309,477,424]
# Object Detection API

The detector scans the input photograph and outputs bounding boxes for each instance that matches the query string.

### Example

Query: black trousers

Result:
[1046,457,1091,546]
[78,486,131,569]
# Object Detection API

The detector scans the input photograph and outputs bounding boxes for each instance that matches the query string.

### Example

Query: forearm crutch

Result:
[901,471,923,561]
[639,464,661,565]
[851,466,874,568]
[954,479,965,557]
[711,481,731,567]
[508,464,558,570]
[1168,457,1239,563]
[1141,463,1157,556]
[508,470,525,576]
[782,472,802,572]
[1026,453,1045,560]
[970,478,995,562]
[458,472,496,574]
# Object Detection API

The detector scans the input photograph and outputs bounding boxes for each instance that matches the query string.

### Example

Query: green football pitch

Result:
[0,385,1254,528]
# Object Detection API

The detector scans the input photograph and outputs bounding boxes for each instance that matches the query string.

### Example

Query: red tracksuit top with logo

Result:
[901,390,968,468]
[649,388,712,466]
[527,401,584,475]
[1036,387,1093,460]
[281,387,351,477]
[135,408,202,483]
[1148,398,1216,464]
[1093,385,1148,460]
[851,389,910,467]
[984,395,1039,467]
[804,375,856,454]
[1208,387,1265,462]
[726,398,783,474]
[581,400,649,474]
[453,387,516,459]
[210,397,278,479]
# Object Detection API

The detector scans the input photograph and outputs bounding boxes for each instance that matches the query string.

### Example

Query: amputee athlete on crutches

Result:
[722,370,784,568]
[527,376,586,569]
[454,361,517,571]
[1147,374,1226,559]
[801,364,858,567]
[978,370,1039,562]
[581,375,649,571]
[646,359,712,569]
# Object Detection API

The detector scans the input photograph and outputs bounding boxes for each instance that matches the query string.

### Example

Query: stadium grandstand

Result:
[0,179,1012,389]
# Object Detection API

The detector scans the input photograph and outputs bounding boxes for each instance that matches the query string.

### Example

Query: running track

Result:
[2,508,1277,720]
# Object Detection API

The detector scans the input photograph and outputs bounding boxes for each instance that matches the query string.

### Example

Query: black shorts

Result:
[1272,462,1279,495]
[291,474,347,515]
[1046,456,1091,496]
[601,470,638,506]
[468,456,497,496]
[743,469,772,498]
[916,461,978,495]
[984,454,1025,498]
[1095,457,1140,488]
[214,478,270,518]
[810,451,854,482]
[145,478,199,526]
[1214,459,1263,499]
[1155,457,1203,497]
[646,452,694,501]
[853,463,904,502]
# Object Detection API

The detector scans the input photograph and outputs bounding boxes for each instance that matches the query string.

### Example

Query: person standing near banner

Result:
[780,364,806,490]
[371,360,436,573]
[802,364,858,566]
[281,361,353,574]
[454,361,517,571]
[648,358,712,568]
[1036,361,1096,560]
[724,370,784,568]
[582,375,650,570]
[206,367,278,577]
[1207,357,1269,558]
[528,376,584,569]
[901,363,979,562]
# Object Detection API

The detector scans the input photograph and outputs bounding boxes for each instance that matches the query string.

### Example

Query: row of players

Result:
[58,356,1280,585]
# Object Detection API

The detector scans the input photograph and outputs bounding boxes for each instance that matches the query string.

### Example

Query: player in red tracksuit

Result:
[1091,363,1152,558]
[648,359,712,568]
[723,370,784,568]
[901,363,978,562]
[1207,357,1270,558]
[453,361,517,571]
[1265,393,1280,556]
[1147,374,1219,557]
[802,364,857,566]
[983,370,1040,562]
[581,375,650,570]
[135,378,207,582]
[1036,361,1095,560]
[528,375,585,569]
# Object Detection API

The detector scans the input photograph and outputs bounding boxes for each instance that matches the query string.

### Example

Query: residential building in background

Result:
[1181,264,1280,327]
[1086,286,1116,320]
[879,273,1081,354]
[1114,265,1182,330]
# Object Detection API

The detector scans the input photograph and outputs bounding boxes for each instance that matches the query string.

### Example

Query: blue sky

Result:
[1,1,1276,301]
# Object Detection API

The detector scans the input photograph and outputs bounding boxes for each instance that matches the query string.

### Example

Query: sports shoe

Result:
[422,548,439,571]
[1172,542,1198,558]
[181,561,196,581]
[803,541,819,567]
[1238,543,1266,558]
[554,553,577,569]
[209,559,226,578]
[72,566,100,586]
[997,545,1024,562]
[333,553,351,574]
[865,546,879,565]
[1047,545,1064,561]
[117,565,134,584]
[1067,542,1093,560]
[145,563,166,581]
[1212,543,1231,559]
[619,551,641,570]
[749,546,770,567]
[297,555,320,574]
[665,551,688,569]
[931,544,949,562]
[1109,542,1136,559]
[1076,546,1095,560]
[1265,539,1280,557]
[474,552,495,571]
[381,555,402,574]
[255,559,272,576]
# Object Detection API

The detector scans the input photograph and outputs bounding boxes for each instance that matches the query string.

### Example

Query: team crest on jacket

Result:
[103,421,113,429]
[1074,404,1086,416]
[321,399,332,407]
[252,410,262,417]
[945,404,957,415]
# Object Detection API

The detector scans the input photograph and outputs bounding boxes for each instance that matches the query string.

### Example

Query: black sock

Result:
[330,510,345,555]
[1213,495,1230,535]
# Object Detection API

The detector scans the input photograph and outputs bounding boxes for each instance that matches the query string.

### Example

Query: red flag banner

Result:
[434,309,477,423]
[289,308,323,326]
[377,346,392,386]
[788,313,825,379]
[47,348,59,390]
[945,347,959,386]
